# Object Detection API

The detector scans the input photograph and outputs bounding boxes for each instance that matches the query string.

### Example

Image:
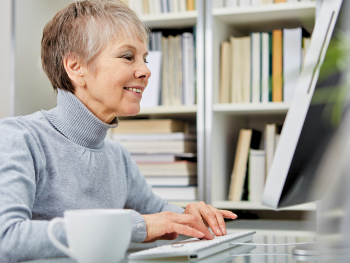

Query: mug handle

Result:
[48,217,75,259]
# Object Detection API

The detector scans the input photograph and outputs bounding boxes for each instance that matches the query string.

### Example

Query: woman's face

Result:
[81,37,151,122]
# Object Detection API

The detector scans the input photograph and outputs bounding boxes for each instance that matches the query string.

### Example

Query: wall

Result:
[14,0,72,116]
[0,0,12,119]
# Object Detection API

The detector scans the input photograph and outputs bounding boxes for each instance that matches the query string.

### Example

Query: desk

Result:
[20,248,349,263]
[20,220,348,263]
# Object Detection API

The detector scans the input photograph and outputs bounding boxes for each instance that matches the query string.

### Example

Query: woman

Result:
[0,0,237,261]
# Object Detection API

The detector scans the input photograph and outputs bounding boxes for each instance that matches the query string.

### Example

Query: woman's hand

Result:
[183,202,237,236]
[142,211,215,243]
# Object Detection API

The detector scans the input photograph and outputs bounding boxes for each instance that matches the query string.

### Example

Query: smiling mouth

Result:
[124,87,142,94]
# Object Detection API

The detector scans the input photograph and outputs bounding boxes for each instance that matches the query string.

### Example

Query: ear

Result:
[63,54,86,88]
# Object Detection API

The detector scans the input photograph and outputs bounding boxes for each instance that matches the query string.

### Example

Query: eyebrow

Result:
[119,44,148,56]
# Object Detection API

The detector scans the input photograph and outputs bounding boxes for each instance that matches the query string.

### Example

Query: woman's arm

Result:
[0,119,66,262]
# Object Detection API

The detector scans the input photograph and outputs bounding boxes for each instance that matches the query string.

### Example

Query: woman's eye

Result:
[144,59,149,64]
[122,55,133,61]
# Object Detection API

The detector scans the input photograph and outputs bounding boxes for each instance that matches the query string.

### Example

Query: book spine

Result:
[261,33,270,103]
[283,28,302,103]
[272,29,283,102]
[249,150,266,202]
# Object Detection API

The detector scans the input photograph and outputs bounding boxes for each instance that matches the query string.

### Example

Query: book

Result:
[283,28,302,103]
[220,41,231,103]
[261,32,270,103]
[182,32,195,105]
[231,36,242,103]
[248,150,266,202]
[140,51,162,108]
[251,32,261,103]
[242,36,251,103]
[153,0,161,13]
[177,35,183,104]
[161,0,168,12]
[148,0,155,14]
[145,176,197,186]
[173,35,181,105]
[179,0,186,12]
[228,129,262,201]
[129,0,144,14]
[113,119,188,134]
[143,0,149,14]
[168,35,174,105]
[161,36,169,105]
[152,186,197,200]
[268,32,273,102]
[302,37,311,66]
[274,0,287,2]
[240,0,251,6]
[226,0,238,7]
[118,140,197,153]
[265,123,276,177]
[251,0,262,6]
[272,29,283,102]
[138,161,197,176]
[113,132,196,141]
[187,0,195,11]
[131,153,196,163]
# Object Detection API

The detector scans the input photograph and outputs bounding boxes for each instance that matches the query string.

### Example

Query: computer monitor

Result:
[262,0,345,209]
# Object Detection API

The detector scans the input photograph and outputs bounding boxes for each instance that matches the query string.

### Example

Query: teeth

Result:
[125,87,141,94]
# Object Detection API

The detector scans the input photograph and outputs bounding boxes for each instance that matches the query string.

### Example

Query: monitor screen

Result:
[262,0,347,209]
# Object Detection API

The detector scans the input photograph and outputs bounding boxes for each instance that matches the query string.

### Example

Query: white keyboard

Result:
[128,231,256,260]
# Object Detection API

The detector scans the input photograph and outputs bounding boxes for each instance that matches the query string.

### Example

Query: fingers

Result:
[220,210,238,219]
[168,212,214,240]
[208,206,227,235]
[196,202,223,236]
[169,222,205,239]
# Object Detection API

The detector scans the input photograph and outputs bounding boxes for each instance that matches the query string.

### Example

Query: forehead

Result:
[106,36,148,54]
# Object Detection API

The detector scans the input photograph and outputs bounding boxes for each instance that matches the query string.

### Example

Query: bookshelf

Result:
[204,1,317,213]
[140,10,198,28]
[129,2,206,202]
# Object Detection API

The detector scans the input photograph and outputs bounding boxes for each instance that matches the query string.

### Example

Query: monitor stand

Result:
[292,200,322,256]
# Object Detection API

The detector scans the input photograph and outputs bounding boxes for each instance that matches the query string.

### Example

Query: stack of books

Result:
[128,0,196,15]
[219,28,311,104]
[112,119,198,201]
[140,30,196,108]
[223,0,314,8]
[228,124,282,202]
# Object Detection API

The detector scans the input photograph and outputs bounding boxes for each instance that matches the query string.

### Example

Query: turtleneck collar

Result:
[42,89,119,149]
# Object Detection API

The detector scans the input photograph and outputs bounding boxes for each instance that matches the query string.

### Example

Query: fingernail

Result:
[222,228,227,235]
[216,228,222,235]
[198,231,205,237]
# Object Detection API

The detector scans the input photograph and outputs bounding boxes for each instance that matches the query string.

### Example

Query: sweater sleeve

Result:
[0,119,67,262]
[122,147,185,242]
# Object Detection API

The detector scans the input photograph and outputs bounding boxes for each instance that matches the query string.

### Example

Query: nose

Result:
[135,61,151,80]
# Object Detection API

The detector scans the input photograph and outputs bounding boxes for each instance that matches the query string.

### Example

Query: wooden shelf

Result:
[213,2,316,33]
[212,201,317,211]
[138,105,197,115]
[140,11,197,28]
[213,103,289,115]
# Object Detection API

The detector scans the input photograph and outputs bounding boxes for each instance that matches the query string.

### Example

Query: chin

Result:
[121,105,141,117]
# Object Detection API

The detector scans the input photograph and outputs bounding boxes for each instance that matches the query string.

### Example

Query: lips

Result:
[124,87,142,94]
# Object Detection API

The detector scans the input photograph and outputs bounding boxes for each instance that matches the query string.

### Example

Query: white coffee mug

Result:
[48,209,132,263]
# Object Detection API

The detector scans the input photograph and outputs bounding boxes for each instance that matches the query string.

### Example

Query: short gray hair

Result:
[41,0,149,93]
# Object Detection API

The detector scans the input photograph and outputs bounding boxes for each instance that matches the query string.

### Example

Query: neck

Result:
[74,88,116,124]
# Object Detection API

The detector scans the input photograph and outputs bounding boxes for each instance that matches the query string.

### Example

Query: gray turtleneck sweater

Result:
[0,89,184,262]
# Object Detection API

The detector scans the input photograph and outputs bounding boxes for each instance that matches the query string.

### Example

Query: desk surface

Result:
[20,248,349,263]
[19,220,343,263]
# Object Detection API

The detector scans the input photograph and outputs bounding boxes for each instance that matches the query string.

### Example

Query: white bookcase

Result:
[132,2,206,204]
[204,1,317,213]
